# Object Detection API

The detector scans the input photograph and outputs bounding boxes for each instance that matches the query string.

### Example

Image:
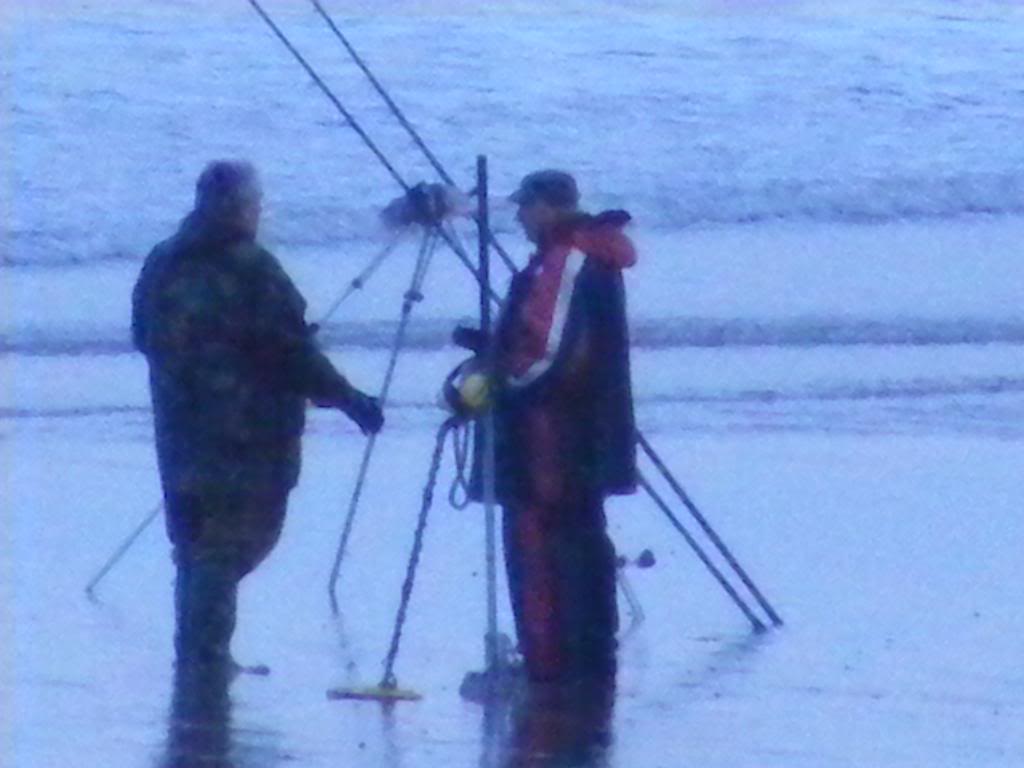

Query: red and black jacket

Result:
[484,209,638,503]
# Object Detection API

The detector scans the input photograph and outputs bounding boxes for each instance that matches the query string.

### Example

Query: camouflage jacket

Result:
[132,212,352,494]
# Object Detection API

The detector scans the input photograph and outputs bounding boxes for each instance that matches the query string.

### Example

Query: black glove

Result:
[452,325,488,353]
[341,389,384,435]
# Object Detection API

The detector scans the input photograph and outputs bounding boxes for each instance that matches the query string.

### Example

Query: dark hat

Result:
[509,169,580,209]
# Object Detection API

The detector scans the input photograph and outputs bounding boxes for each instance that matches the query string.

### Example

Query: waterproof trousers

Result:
[161,641,234,768]
[165,485,289,667]
[508,676,616,766]
[502,492,618,684]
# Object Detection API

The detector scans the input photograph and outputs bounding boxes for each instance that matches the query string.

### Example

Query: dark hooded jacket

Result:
[132,212,352,496]
[480,209,638,503]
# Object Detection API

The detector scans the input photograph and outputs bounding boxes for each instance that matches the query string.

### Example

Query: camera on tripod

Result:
[381,182,470,229]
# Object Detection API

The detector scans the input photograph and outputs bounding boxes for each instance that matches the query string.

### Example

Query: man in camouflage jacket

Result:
[132,161,382,672]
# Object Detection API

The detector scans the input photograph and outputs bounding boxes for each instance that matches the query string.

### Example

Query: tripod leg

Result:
[327,228,441,611]
[85,503,163,599]
[316,230,405,328]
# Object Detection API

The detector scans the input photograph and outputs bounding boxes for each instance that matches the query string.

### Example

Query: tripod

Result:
[326,159,506,691]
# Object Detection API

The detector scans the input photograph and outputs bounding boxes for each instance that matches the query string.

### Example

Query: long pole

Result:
[638,472,766,633]
[477,156,500,676]
[377,418,457,690]
[308,0,518,275]
[637,433,783,627]
[245,0,499,304]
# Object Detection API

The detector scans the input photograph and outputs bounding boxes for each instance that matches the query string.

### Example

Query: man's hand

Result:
[452,325,488,353]
[341,390,384,435]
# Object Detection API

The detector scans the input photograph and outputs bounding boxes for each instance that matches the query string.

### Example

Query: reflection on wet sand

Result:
[158,666,284,768]
[484,678,616,768]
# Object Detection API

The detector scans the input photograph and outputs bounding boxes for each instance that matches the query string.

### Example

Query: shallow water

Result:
[6,411,1023,766]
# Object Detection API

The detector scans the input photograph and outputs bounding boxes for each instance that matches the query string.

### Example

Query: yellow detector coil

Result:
[326,685,423,702]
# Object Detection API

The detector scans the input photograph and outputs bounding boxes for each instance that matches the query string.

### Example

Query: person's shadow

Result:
[157,665,285,768]
[483,677,617,768]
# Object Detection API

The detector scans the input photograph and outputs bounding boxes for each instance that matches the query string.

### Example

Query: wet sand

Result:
[4,400,1022,767]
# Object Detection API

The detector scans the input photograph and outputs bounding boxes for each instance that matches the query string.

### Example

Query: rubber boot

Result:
[563,524,619,683]
[174,560,238,672]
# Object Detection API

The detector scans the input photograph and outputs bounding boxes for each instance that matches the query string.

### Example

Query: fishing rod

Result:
[638,433,783,627]
[245,0,500,305]
[637,472,766,633]
[307,0,518,275]
[241,0,503,614]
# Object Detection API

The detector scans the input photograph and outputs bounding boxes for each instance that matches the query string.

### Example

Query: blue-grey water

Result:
[4,0,1024,436]
[5,0,1024,264]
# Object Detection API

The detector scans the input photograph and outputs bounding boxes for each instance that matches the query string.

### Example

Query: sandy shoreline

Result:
[4,406,1022,766]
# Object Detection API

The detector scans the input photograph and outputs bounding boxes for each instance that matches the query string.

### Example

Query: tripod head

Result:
[381,182,470,229]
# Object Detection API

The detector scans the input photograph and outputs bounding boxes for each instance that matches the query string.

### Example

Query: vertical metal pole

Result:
[477,156,500,676]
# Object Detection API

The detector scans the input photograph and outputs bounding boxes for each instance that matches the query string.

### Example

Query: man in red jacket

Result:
[482,170,638,685]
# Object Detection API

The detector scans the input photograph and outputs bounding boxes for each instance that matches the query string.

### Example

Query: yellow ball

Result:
[459,372,491,411]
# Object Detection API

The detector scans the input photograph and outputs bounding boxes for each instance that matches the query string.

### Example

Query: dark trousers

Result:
[161,643,234,768]
[502,493,618,684]
[499,400,619,684]
[164,486,288,667]
[506,676,616,766]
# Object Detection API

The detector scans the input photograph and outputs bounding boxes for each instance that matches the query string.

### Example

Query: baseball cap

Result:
[508,169,580,209]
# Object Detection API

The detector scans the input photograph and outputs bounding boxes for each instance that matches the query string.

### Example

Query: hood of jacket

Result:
[177,209,256,254]
[543,209,636,269]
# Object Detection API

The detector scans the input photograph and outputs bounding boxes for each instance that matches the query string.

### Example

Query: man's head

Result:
[194,160,263,239]
[510,169,580,244]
